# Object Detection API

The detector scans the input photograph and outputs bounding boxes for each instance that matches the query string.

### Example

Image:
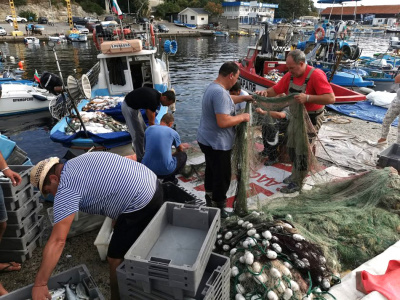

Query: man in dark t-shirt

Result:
[121,87,175,162]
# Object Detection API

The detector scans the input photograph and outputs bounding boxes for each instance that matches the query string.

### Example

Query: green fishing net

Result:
[226,93,400,299]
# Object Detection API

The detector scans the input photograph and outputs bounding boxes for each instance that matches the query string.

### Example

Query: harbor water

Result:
[0,34,396,163]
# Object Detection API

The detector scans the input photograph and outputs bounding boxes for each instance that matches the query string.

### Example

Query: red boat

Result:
[237,45,366,103]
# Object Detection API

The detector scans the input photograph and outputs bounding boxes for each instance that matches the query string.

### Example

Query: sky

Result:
[312,0,397,8]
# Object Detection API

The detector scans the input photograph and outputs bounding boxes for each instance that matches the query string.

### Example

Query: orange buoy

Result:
[18,61,24,70]
[150,24,156,47]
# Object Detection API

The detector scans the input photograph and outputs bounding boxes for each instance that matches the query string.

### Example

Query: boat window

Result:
[104,56,133,94]
[129,59,152,89]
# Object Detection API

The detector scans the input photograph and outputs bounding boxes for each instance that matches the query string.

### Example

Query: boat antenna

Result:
[47,41,89,137]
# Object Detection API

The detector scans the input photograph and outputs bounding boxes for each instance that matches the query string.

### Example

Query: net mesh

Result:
[217,93,400,299]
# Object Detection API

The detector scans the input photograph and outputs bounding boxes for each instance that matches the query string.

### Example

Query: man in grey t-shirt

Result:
[197,61,252,218]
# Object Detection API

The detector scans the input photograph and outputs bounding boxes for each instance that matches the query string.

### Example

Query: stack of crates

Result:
[117,201,230,300]
[0,165,44,263]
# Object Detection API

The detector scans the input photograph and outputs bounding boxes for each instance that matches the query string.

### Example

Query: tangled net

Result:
[224,93,400,298]
[214,214,341,300]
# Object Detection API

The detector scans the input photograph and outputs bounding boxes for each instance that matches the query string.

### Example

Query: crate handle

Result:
[205,269,221,286]
[149,257,171,266]
[182,203,201,209]
[82,275,98,291]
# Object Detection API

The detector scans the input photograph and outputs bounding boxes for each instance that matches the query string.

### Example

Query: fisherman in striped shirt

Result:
[29,152,163,300]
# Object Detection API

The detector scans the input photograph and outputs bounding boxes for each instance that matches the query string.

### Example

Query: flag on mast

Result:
[34,69,40,83]
[111,0,123,19]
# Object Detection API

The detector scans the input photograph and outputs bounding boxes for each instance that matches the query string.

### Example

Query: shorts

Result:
[107,180,164,259]
[0,188,7,223]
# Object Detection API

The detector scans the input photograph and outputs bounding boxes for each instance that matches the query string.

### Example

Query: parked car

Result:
[138,17,149,25]
[38,17,48,24]
[156,24,169,33]
[5,15,27,23]
[72,16,87,26]
[104,15,119,22]
[85,17,100,23]
[0,26,7,36]
[75,24,89,34]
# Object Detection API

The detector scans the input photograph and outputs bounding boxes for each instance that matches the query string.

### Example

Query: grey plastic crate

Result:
[118,253,230,300]
[124,202,220,296]
[0,165,32,197]
[4,204,42,238]
[0,264,105,300]
[0,215,44,250]
[0,230,43,263]
[5,145,28,165]
[6,192,40,224]
[4,184,34,211]
[377,143,400,171]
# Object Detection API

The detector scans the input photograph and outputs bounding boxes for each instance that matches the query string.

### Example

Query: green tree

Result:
[267,0,316,20]
[20,10,37,21]
[204,2,223,16]
[14,0,27,6]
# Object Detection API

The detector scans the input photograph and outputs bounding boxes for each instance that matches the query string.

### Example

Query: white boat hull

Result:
[24,37,40,44]
[0,84,55,116]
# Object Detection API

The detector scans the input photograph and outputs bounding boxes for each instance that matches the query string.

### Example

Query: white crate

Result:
[94,217,113,261]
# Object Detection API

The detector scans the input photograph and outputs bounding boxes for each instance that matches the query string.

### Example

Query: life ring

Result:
[314,27,325,41]
[150,24,155,47]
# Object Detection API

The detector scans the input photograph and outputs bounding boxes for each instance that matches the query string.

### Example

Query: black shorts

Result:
[107,180,164,259]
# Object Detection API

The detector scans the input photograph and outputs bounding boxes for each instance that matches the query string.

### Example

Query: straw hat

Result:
[30,157,60,196]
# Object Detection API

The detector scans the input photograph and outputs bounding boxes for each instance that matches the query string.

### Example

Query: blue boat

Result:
[49,32,173,151]
[296,16,375,89]
[213,31,228,37]
[185,24,197,29]
[173,20,185,27]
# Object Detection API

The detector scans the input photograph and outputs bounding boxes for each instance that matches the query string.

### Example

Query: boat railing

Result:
[86,62,100,87]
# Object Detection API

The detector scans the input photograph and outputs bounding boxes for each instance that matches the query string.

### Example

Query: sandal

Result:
[0,262,21,273]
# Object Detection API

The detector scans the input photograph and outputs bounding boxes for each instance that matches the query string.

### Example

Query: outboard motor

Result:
[39,72,63,95]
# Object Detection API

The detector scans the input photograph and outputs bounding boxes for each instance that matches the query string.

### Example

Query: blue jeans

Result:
[0,188,7,223]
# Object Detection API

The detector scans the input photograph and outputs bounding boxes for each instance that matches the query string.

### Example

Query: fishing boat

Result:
[48,34,67,43]
[173,20,186,27]
[0,82,56,116]
[213,31,229,37]
[386,26,400,34]
[23,37,40,44]
[66,33,87,42]
[49,24,173,150]
[185,24,197,29]
[238,24,366,103]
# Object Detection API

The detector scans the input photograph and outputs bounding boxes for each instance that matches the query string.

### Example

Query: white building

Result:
[222,1,278,25]
[178,8,209,26]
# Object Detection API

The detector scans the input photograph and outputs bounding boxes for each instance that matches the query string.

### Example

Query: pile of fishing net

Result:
[213,214,341,300]
[225,93,400,298]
